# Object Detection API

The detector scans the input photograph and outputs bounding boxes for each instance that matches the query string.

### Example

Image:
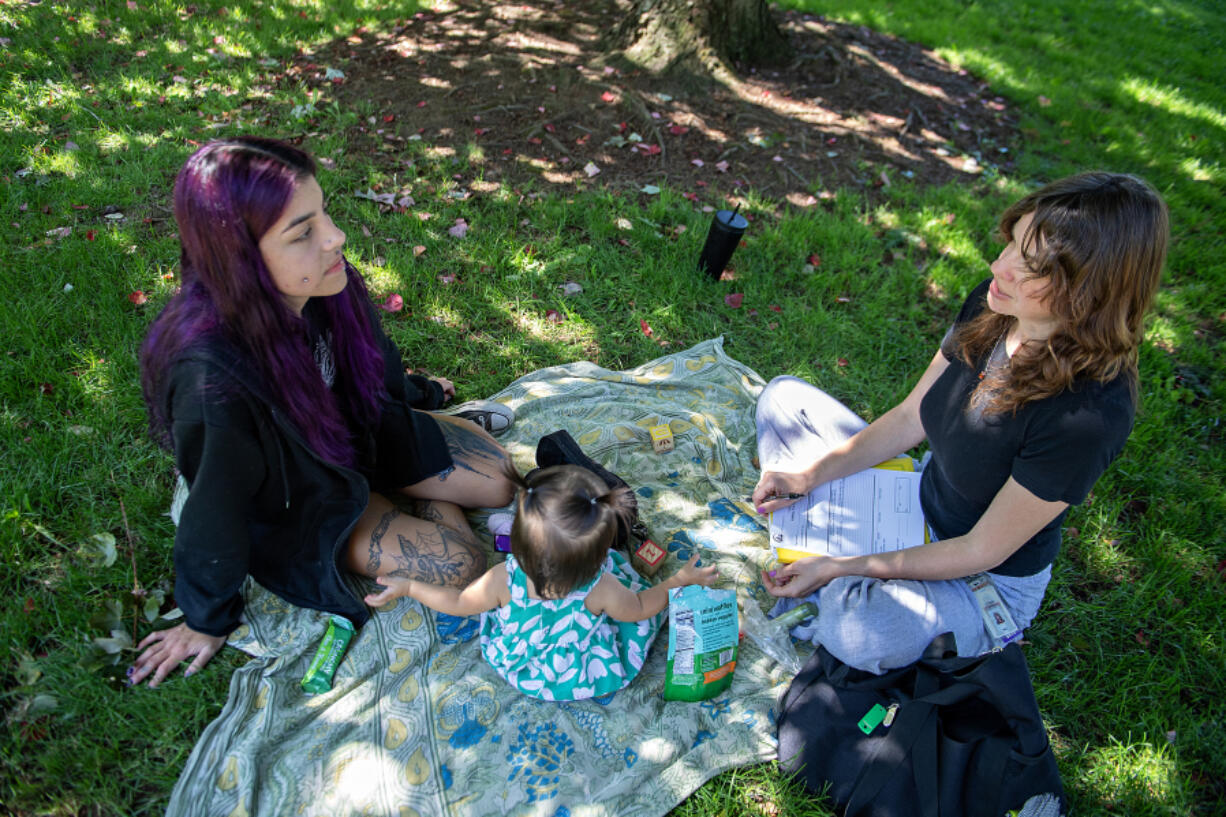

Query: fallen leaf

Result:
[640,319,653,337]
[769,304,782,312]
[691,158,704,167]
[1037,95,1052,107]
[1134,629,1149,647]
[642,144,661,156]
[668,125,689,136]
[85,230,96,241]
[45,226,72,239]
[437,273,457,284]
[640,185,660,195]
[835,295,852,303]
[448,219,469,238]
[39,383,53,395]
[545,309,563,323]
[543,123,556,133]
[725,293,744,308]
[768,322,778,330]
[413,245,426,257]
[380,293,404,312]
[23,598,34,614]
[526,137,542,146]
[715,161,729,173]
[584,162,600,177]
[837,357,849,367]
[808,254,821,266]
[559,282,583,296]
[417,100,427,108]
[129,291,147,305]
[600,91,617,103]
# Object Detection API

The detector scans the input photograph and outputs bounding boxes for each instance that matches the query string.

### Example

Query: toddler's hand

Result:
[674,552,719,588]
[364,575,412,607]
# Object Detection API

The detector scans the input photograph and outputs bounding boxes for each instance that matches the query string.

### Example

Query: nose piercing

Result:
[301,276,310,283]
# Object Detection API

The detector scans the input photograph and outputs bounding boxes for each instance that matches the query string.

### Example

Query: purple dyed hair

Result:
[140,137,386,466]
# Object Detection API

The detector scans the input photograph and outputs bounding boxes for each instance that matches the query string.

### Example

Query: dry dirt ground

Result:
[286,0,1018,206]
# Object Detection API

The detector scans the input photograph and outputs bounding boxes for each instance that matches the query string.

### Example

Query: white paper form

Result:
[769,468,927,559]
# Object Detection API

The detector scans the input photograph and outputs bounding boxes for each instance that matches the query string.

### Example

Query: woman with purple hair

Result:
[128,137,516,687]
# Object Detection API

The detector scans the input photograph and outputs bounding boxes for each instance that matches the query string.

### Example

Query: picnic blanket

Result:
[167,337,803,817]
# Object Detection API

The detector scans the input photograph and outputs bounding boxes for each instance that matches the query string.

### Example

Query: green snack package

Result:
[301,614,355,694]
[664,585,739,701]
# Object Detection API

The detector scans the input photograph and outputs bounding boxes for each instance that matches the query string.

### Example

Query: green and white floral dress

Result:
[480,550,663,701]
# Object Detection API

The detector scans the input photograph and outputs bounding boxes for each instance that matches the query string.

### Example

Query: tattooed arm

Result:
[364,561,509,614]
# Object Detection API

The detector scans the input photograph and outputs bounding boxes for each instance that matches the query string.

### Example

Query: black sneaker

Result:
[450,400,514,436]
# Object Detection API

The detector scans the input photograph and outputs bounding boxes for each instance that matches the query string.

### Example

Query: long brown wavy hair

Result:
[954,172,1169,415]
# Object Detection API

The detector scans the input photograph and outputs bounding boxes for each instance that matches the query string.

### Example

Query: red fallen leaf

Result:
[725,293,744,308]
[837,357,849,367]
[1216,557,1226,579]
[413,245,426,257]
[668,125,689,136]
[739,239,747,248]
[575,133,590,145]
[601,91,617,103]
[380,293,404,312]
[617,238,630,247]
[808,254,821,266]
[543,123,556,133]
[696,180,708,187]
[618,121,628,133]
[39,382,54,395]
[769,304,782,312]
[682,192,698,202]
[748,308,759,317]
[85,230,96,241]
[382,115,395,123]
[768,322,779,330]
[527,137,542,145]
[642,144,661,156]
[640,319,653,337]
[545,309,563,323]
[24,597,35,614]
[437,273,458,284]
[474,128,489,136]
[162,272,175,280]
[416,100,427,108]
[502,148,513,155]
[480,265,493,273]
[129,290,148,305]
[1135,629,1149,647]
[71,204,89,210]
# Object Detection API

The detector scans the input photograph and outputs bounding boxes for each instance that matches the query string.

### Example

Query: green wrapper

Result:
[301,614,355,694]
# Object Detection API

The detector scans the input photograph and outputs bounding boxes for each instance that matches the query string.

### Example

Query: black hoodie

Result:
[162,306,449,636]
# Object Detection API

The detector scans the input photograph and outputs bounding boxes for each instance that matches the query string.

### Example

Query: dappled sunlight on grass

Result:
[1078,739,1186,811]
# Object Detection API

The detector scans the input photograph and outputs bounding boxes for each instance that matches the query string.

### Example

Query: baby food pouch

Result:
[664,585,738,701]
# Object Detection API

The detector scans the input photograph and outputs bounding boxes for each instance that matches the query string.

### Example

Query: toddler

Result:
[365,463,719,701]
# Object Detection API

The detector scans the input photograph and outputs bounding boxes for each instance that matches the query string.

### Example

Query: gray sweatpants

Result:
[757,375,1051,674]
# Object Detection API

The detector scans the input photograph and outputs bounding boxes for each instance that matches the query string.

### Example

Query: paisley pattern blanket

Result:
[167,337,799,817]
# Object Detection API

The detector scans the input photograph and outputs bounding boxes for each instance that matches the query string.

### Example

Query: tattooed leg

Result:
[401,412,515,510]
[347,493,486,587]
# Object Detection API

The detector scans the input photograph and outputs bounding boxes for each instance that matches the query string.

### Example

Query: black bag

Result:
[530,430,647,552]
[778,636,1065,817]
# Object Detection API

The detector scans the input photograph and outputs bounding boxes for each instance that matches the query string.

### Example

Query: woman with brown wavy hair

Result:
[751,172,1169,673]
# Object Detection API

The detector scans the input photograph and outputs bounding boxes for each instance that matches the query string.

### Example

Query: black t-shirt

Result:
[918,279,1136,577]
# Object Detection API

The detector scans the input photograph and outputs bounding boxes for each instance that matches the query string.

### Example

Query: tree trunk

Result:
[611,0,792,76]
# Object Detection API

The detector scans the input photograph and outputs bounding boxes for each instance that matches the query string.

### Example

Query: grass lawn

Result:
[2,0,1223,814]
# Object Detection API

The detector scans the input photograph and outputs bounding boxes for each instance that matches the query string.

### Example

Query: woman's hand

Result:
[431,377,456,402]
[751,470,813,514]
[128,623,227,688]
[762,556,845,598]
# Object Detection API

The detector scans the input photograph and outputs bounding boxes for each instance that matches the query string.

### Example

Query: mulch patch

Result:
[285,0,1018,207]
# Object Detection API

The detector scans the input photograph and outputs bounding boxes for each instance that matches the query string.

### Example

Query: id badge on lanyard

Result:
[962,572,1023,647]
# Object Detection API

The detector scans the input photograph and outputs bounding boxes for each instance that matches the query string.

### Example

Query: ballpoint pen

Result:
[745,492,805,501]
